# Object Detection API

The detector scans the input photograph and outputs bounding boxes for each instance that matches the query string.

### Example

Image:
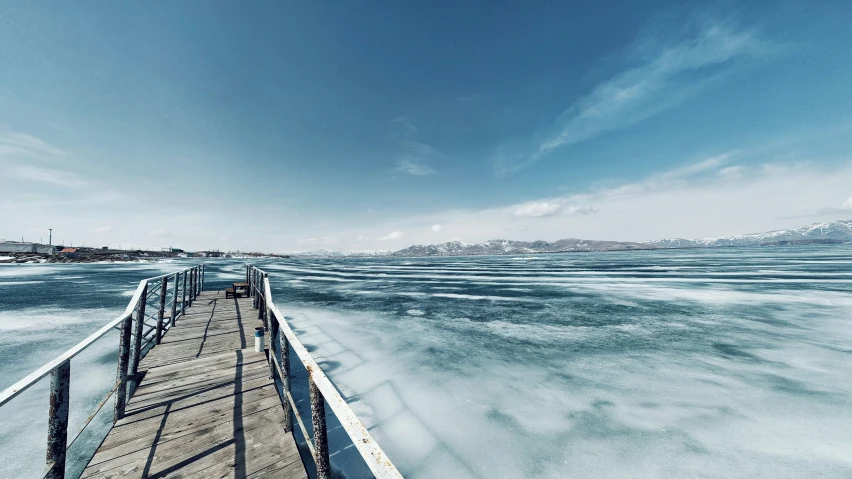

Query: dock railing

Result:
[0,264,205,479]
[247,264,403,479]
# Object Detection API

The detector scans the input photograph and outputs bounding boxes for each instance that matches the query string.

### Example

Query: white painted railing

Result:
[0,265,205,479]
[247,264,403,479]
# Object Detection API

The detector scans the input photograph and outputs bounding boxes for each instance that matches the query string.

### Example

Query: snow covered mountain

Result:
[284,220,852,258]
[644,220,852,248]
[391,220,852,257]
[392,238,649,257]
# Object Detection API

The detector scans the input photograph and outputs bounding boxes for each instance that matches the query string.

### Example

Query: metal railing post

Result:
[114,313,133,422]
[156,277,168,344]
[45,360,70,479]
[280,320,292,432]
[170,273,178,327]
[189,268,195,305]
[251,268,257,307]
[200,264,205,292]
[182,270,188,315]
[261,273,268,327]
[310,375,331,479]
[257,278,264,321]
[129,284,147,377]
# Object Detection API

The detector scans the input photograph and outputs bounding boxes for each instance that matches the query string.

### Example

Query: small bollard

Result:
[254,327,265,353]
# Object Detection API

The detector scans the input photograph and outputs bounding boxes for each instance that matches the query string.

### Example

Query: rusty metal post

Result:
[280,323,292,432]
[257,275,264,321]
[156,277,168,344]
[181,270,188,315]
[46,360,70,479]
[310,375,331,479]
[129,284,147,377]
[250,268,256,306]
[170,273,178,327]
[114,313,133,422]
[261,273,269,328]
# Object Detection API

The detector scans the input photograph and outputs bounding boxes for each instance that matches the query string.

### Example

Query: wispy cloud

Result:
[431,224,443,232]
[390,116,418,134]
[379,231,403,240]
[495,24,770,175]
[93,226,112,232]
[391,117,440,176]
[512,202,596,218]
[0,132,67,157]
[396,158,436,176]
[13,165,88,188]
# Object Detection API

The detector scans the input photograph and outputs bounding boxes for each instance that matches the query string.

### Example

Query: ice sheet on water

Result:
[264,247,852,478]
[3,250,852,478]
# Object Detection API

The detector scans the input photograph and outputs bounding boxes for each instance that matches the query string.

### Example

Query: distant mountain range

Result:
[391,238,651,256]
[643,220,852,248]
[289,220,852,257]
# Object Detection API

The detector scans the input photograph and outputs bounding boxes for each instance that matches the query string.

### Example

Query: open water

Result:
[1,246,851,477]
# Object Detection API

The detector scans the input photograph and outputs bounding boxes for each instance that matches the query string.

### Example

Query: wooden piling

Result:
[45,360,70,479]
[310,375,331,479]
[156,276,168,344]
[114,313,133,422]
[129,284,147,377]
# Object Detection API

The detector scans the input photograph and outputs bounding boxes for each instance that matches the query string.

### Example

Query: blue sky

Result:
[1,1,852,252]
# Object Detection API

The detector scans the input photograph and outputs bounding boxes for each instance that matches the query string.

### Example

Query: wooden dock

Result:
[81,291,307,479]
[0,265,401,479]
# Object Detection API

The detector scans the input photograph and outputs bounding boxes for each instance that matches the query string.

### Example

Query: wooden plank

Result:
[83,290,307,479]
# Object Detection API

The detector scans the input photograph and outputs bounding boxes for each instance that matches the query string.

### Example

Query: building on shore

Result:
[0,241,56,255]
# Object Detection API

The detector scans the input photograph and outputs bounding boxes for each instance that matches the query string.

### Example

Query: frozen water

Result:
[261,247,852,478]
[2,248,852,478]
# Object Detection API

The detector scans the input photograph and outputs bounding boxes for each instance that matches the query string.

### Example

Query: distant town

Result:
[0,241,289,264]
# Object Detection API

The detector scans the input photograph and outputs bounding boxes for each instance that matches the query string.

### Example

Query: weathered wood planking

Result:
[82,292,307,479]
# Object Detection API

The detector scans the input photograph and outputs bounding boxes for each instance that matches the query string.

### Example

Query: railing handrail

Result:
[0,266,195,407]
[252,265,403,479]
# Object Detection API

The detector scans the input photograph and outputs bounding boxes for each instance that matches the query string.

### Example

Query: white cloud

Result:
[719,165,744,179]
[391,117,440,175]
[379,231,403,240]
[431,224,443,232]
[513,202,563,218]
[390,116,418,134]
[0,132,66,157]
[93,226,112,232]
[512,202,596,218]
[396,158,436,176]
[496,25,770,175]
[13,165,87,188]
[356,235,370,240]
[298,236,337,245]
[343,156,852,248]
